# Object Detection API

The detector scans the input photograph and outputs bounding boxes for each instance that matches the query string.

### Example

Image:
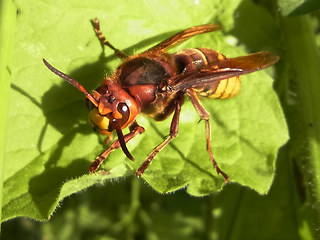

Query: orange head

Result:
[43,59,140,161]
[88,80,140,135]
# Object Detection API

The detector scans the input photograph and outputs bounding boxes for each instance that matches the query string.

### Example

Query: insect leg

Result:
[91,18,127,59]
[89,121,145,173]
[186,89,229,183]
[136,93,184,176]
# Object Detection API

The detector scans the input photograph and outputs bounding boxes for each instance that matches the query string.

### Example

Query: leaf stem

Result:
[281,14,320,239]
[0,0,17,230]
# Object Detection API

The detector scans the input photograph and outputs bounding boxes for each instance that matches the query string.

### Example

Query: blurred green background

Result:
[1,0,320,239]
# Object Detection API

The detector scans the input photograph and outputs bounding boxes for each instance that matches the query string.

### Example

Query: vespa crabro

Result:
[43,19,279,183]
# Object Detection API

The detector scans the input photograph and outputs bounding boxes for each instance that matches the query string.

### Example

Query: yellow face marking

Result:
[89,108,111,135]
[112,110,123,119]
[98,102,112,115]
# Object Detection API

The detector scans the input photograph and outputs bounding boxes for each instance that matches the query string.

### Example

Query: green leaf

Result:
[281,14,320,239]
[0,0,17,233]
[278,0,320,16]
[3,0,288,221]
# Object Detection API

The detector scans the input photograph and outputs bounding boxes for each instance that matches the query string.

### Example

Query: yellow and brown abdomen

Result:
[173,48,241,99]
[195,76,241,99]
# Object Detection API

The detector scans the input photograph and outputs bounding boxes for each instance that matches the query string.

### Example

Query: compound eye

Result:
[116,103,130,127]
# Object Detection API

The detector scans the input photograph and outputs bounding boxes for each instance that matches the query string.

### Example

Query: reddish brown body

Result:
[43,19,279,182]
